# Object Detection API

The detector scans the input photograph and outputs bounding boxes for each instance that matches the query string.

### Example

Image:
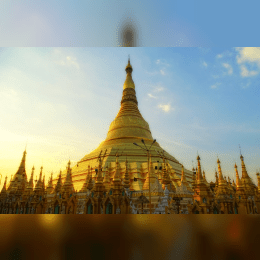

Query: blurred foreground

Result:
[0,215,259,260]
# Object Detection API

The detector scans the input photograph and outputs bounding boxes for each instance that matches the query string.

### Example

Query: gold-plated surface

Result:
[53,59,193,191]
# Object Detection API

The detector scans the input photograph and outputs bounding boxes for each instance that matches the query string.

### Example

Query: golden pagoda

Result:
[54,58,193,192]
[7,149,28,196]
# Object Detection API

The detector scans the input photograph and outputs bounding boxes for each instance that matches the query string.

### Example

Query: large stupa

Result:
[54,58,193,191]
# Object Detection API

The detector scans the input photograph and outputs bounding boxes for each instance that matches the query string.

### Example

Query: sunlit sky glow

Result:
[0,47,260,189]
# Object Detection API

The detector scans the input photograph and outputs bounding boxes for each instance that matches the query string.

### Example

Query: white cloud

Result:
[222,63,233,75]
[236,47,260,65]
[148,93,157,99]
[54,55,80,69]
[212,75,220,79]
[242,81,251,89]
[158,104,173,112]
[156,59,170,66]
[216,54,223,59]
[216,51,233,59]
[154,86,164,92]
[240,65,258,77]
[203,61,208,67]
[235,47,260,77]
[210,82,221,89]
[160,69,166,75]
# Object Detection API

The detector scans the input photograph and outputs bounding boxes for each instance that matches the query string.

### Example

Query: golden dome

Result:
[55,58,193,191]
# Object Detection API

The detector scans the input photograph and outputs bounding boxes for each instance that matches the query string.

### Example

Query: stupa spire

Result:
[123,155,130,189]
[235,163,242,187]
[1,176,8,194]
[196,155,203,183]
[103,165,111,191]
[46,172,54,194]
[54,170,63,193]
[217,158,224,182]
[87,166,94,190]
[103,58,154,144]
[123,56,134,90]
[113,153,121,182]
[62,160,74,193]
[215,170,219,186]
[240,154,250,179]
[42,174,46,191]
[27,166,35,190]
[16,149,27,176]
[181,164,187,183]
[35,166,43,189]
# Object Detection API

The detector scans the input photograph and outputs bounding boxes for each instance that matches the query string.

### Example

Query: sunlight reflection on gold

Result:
[37,215,61,229]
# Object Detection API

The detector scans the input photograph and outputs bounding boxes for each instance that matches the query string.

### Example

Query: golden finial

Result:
[197,155,200,161]
[125,56,133,72]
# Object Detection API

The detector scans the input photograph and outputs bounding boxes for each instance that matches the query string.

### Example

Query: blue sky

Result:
[1,0,259,47]
[0,47,259,189]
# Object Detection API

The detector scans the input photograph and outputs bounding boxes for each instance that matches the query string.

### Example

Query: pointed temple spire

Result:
[202,170,206,181]
[123,57,134,90]
[80,165,92,192]
[54,170,63,194]
[215,170,219,186]
[103,58,154,144]
[16,149,27,176]
[235,163,242,187]
[196,155,203,183]
[1,176,8,194]
[161,159,170,188]
[42,174,46,191]
[86,166,94,190]
[217,158,225,184]
[35,166,43,190]
[113,154,121,182]
[62,160,74,193]
[228,176,231,185]
[46,172,54,194]
[181,164,187,183]
[123,154,130,189]
[8,149,28,194]
[26,166,35,191]
[103,165,111,191]
[192,169,196,191]
[143,153,159,190]
[240,154,250,179]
